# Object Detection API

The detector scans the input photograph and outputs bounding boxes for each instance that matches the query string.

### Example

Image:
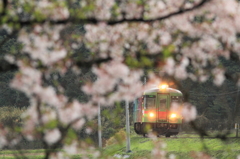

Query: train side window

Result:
[146,97,155,109]
[171,96,183,104]
[159,99,167,111]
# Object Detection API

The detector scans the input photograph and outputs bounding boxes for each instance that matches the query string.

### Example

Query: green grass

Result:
[0,149,44,159]
[0,149,84,159]
[103,134,240,159]
[1,137,240,159]
[0,149,46,155]
[1,133,240,159]
[0,156,43,159]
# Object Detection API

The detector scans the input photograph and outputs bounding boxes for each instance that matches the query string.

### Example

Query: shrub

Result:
[0,106,26,127]
[105,129,126,147]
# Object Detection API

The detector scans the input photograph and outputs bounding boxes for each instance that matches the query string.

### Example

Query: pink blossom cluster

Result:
[84,22,174,58]
[123,1,143,19]
[8,61,97,151]
[84,0,240,86]
[0,126,8,149]
[145,0,196,19]
[18,24,67,66]
[9,0,70,21]
[94,0,115,20]
[151,139,168,159]
[82,60,145,105]
[80,0,117,20]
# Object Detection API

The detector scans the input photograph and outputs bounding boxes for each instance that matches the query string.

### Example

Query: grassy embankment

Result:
[104,133,240,159]
[2,135,240,159]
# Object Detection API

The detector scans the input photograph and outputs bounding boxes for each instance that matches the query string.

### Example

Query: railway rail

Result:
[136,135,239,141]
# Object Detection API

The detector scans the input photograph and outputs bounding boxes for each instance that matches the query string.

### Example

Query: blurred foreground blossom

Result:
[237,154,240,159]
[0,127,8,149]
[170,102,197,122]
[181,103,197,123]
[151,140,168,159]
[44,128,61,145]
[64,141,78,155]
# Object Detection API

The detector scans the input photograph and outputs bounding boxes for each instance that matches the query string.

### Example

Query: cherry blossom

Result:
[44,128,61,145]
[0,127,8,149]
[63,141,78,155]
[18,24,67,66]
[181,103,197,123]
[237,154,240,159]
[212,68,225,86]
[82,60,145,105]
[1,0,240,158]
[170,102,197,123]
[151,140,168,159]
[94,0,115,20]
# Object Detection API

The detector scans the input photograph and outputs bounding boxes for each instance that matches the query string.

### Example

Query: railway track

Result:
[136,136,240,141]
[160,137,239,139]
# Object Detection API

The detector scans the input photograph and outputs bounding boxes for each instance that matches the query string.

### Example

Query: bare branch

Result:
[0,60,18,72]
[75,56,112,67]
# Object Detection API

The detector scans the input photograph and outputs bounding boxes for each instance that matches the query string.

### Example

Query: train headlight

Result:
[159,84,168,90]
[170,113,177,118]
[149,112,155,117]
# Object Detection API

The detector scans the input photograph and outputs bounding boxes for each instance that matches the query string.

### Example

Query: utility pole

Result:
[125,100,131,153]
[234,87,240,124]
[98,102,102,149]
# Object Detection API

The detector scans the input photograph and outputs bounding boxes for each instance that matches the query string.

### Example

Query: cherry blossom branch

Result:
[1,0,211,26]
[76,45,198,72]
[0,0,211,74]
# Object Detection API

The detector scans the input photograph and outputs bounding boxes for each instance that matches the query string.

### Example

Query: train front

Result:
[133,85,183,137]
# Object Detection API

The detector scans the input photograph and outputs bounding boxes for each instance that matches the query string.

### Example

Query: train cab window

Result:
[144,95,156,109]
[171,96,183,104]
[159,99,167,111]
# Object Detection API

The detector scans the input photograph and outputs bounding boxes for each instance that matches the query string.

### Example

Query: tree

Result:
[0,0,240,158]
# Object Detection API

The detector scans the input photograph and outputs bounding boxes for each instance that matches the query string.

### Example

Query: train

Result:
[133,84,183,137]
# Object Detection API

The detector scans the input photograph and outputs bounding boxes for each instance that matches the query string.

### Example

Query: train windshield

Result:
[159,99,167,111]
[145,95,156,109]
